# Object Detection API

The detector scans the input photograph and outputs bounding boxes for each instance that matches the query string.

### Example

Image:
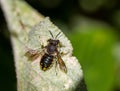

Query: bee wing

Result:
[25,48,42,61]
[57,54,67,73]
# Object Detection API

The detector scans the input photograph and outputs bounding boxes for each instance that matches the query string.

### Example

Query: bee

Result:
[25,31,67,73]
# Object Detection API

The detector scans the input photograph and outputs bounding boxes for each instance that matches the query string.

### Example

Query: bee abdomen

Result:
[40,53,54,71]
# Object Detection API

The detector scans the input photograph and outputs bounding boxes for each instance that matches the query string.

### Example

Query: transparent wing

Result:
[57,53,67,73]
[25,48,41,61]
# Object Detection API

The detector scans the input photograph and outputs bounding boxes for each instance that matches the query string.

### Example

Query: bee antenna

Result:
[49,30,54,39]
[55,32,61,39]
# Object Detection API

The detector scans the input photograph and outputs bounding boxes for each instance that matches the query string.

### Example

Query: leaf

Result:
[0,0,86,90]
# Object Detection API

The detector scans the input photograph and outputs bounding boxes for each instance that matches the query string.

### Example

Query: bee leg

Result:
[54,58,58,75]
[38,37,45,49]
[59,48,68,56]
[59,43,68,55]
[59,49,65,56]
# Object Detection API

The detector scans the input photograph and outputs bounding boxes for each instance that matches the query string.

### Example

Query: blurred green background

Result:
[0,0,120,91]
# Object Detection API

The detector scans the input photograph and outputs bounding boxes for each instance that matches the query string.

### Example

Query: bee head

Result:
[48,39,60,46]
